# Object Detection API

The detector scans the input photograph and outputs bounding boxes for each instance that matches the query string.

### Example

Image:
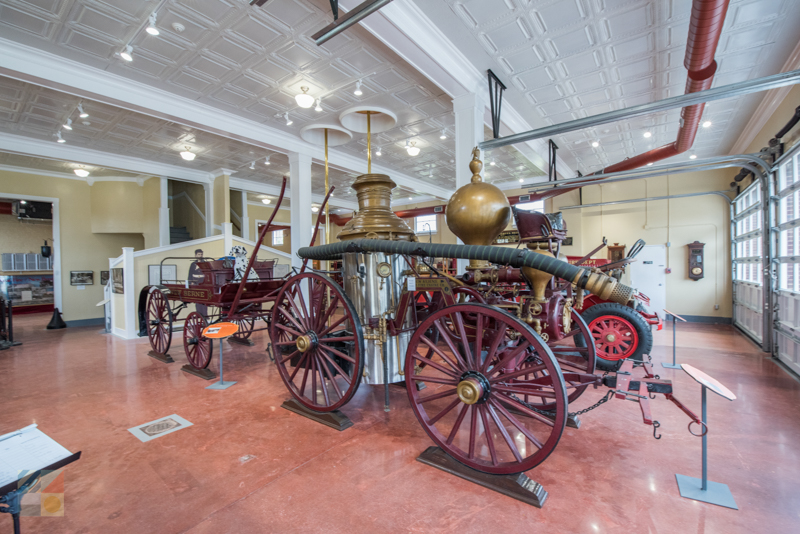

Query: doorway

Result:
[629,245,667,316]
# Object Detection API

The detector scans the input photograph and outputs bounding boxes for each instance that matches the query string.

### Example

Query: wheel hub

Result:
[456,372,491,405]
[605,334,616,342]
[296,332,317,353]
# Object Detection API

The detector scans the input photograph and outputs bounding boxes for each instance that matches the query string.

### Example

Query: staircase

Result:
[170,226,192,244]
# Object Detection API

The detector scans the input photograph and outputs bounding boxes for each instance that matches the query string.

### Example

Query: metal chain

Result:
[508,389,615,419]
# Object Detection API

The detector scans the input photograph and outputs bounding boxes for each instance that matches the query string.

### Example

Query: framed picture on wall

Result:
[100,271,110,285]
[111,268,124,294]
[70,271,93,286]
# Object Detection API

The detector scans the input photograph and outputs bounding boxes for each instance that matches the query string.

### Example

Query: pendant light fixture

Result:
[261,198,271,204]
[63,118,73,130]
[74,168,89,178]
[315,98,323,112]
[295,86,314,108]
[405,140,420,157]
[78,103,88,118]
[180,147,196,161]
[56,131,65,143]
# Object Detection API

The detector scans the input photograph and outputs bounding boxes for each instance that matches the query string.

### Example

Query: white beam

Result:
[0,38,453,199]
[229,177,358,211]
[159,177,170,247]
[289,152,313,270]
[0,131,211,183]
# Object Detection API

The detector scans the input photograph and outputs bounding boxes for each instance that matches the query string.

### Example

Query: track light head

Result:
[120,45,133,62]
[146,13,160,35]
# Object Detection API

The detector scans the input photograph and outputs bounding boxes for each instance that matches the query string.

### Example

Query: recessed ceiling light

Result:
[74,168,89,178]
[375,146,382,156]
[78,103,88,118]
[354,79,363,96]
[284,112,292,126]
[643,131,652,138]
[591,141,599,147]
[490,159,496,166]
[180,147,195,161]
[120,45,133,62]
[63,118,73,130]
[440,129,447,140]
[689,154,697,159]
[264,155,271,165]
[56,131,65,143]
[315,98,322,112]
[519,178,524,183]
[406,140,420,157]
[262,198,271,204]
[171,22,185,33]
[146,13,160,35]
[702,121,712,128]
[295,86,314,108]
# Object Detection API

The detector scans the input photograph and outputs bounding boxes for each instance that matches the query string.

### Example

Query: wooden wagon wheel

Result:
[524,308,596,409]
[230,317,255,341]
[270,272,365,413]
[183,311,213,369]
[405,303,567,475]
[146,288,173,355]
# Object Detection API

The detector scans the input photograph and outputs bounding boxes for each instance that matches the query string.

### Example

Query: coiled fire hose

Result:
[298,239,635,305]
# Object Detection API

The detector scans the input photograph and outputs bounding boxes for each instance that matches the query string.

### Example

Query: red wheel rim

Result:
[147,290,172,354]
[589,315,639,361]
[183,312,212,369]
[406,304,567,475]
[271,273,363,413]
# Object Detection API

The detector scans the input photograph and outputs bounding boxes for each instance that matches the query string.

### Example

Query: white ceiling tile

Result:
[533,0,585,33]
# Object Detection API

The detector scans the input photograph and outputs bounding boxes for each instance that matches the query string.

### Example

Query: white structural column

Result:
[223,223,233,256]
[289,152,313,270]
[240,190,250,241]
[453,92,485,273]
[203,182,213,238]
[159,177,170,247]
[122,247,136,339]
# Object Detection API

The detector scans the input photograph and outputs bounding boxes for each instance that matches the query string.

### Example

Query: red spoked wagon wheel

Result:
[146,288,173,354]
[406,303,567,475]
[183,311,213,369]
[230,317,255,341]
[270,272,365,413]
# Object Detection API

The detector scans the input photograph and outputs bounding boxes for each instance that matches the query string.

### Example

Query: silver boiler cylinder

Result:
[341,252,410,385]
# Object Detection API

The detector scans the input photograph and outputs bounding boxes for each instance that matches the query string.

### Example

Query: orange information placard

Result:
[202,322,240,339]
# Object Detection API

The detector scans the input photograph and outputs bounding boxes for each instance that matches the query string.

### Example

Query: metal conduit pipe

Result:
[531,0,730,201]
[298,240,636,304]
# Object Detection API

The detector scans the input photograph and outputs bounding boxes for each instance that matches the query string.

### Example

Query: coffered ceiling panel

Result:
[421,0,800,174]
[1,0,544,193]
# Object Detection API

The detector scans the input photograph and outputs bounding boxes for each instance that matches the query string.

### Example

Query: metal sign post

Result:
[675,364,738,509]
[203,322,239,390]
[662,309,686,369]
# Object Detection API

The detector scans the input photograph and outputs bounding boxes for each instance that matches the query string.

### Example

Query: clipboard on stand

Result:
[0,425,81,534]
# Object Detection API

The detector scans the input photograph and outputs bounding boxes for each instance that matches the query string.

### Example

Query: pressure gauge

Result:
[691,267,703,276]
[376,262,392,278]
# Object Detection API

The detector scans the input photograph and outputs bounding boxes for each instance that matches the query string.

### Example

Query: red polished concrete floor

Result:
[2,314,799,533]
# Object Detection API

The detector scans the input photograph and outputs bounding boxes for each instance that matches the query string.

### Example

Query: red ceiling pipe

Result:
[531,0,730,200]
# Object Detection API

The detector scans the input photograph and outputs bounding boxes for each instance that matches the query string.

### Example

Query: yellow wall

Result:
[90,182,144,234]
[248,203,292,254]
[169,180,206,241]
[0,213,52,276]
[0,170,144,321]
[141,178,160,249]
[230,190,243,238]
[550,169,733,318]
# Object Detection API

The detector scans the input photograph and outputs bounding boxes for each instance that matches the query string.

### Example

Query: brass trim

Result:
[296,335,312,353]
[457,379,482,405]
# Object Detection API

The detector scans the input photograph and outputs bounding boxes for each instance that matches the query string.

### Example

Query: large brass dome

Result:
[445,148,511,267]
